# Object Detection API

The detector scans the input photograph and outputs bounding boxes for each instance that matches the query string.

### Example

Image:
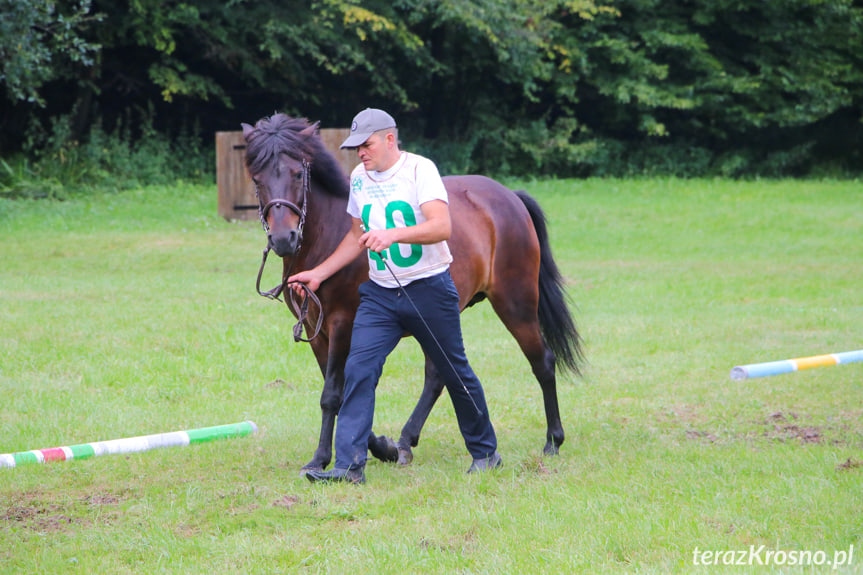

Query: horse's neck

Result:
[297,192,353,270]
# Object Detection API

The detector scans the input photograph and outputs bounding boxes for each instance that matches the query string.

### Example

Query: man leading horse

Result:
[288,108,502,484]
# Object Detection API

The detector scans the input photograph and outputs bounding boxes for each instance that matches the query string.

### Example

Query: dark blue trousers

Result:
[334,269,497,469]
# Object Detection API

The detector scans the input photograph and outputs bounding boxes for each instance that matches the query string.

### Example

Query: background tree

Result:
[1,0,860,181]
[0,0,101,106]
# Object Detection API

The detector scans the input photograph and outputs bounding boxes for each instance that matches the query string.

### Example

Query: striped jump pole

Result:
[0,420,257,469]
[730,350,863,380]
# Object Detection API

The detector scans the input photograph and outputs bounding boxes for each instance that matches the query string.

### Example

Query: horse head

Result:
[242,115,320,257]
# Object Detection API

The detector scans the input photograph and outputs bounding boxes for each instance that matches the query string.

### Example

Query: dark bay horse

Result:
[242,114,583,472]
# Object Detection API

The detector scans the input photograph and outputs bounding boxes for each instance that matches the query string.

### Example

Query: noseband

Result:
[254,158,323,342]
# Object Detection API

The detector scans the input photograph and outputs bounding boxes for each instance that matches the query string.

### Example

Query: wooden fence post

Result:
[216,131,256,221]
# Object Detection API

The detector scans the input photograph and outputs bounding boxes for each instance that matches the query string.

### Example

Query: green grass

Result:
[0,179,861,574]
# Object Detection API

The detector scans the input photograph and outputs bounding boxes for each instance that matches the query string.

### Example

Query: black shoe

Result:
[467,451,502,474]
[305,467,366,484]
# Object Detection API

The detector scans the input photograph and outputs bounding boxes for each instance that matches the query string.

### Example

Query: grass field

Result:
[1,178,861,574]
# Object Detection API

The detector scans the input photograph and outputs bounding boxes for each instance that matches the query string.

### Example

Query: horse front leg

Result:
[300,313,398,469]
[300,335,341,472]
[300,315,356,472]
[397,355,446,465]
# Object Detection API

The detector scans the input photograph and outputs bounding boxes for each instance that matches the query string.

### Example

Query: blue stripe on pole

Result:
[835,350,863,364]
[731,360,795,380]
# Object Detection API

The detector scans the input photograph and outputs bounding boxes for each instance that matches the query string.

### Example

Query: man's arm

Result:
[288,217,366,292]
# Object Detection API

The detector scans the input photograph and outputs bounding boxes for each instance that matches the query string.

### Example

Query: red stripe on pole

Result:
[41,448,67,462]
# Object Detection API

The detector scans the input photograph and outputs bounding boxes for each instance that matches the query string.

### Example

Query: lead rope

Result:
[286,281,323,342]
[255,247,323,342]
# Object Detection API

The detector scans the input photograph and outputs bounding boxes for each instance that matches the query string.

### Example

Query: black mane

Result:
[245,113,349,198]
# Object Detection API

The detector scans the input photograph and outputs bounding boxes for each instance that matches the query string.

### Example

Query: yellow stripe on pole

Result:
[792,355,839,371]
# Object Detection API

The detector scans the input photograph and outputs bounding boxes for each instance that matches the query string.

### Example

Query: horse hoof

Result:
[398,448,413,466]
[542,443,560,456]
[383,436,399,462]
[300,465,324,476]
[369,435,399,463]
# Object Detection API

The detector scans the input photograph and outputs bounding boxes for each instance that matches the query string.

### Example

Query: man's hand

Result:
[287,269,325,294]
[359,228,398,254]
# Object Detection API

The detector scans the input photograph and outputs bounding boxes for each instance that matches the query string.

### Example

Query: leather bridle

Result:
[253,158,323,342]
[256,158,309,240]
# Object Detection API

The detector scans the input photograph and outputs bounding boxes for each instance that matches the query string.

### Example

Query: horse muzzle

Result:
[261,198,305,257]
[268,228,301,257]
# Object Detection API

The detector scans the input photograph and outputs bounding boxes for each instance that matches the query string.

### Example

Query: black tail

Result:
[515,190,584,376]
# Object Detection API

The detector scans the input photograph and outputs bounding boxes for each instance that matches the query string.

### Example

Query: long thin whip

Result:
[372,236,483,416]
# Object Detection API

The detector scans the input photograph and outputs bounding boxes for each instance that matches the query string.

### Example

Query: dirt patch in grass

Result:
[1,501,75,533]
[759,412,823,444]
[836,458,863,472]
[517,454,556,475]
[419,529,478,554]
[685,430,718,443]
[1,490,127,533]
[765,424,823,444]
[655,403,709,427]
[265,378,294,389]
[273,495,301,509]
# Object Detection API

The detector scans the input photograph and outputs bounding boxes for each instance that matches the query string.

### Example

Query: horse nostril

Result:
[270,230,299,257]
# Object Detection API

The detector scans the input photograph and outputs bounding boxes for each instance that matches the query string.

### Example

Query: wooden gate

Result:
[216,128,354,221]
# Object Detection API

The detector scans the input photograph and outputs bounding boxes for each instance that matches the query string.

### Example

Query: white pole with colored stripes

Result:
[0,421,257,468]
[731,350,863,380]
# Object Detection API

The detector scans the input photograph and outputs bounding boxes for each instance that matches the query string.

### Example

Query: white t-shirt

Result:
[347,152,453,288]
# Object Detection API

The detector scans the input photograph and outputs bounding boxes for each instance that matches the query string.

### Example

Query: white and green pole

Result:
[0,421,257,468]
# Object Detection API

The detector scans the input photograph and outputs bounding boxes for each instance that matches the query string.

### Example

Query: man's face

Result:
[357,132,391,172]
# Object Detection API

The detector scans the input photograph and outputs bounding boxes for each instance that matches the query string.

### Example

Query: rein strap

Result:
[255,246,323,342]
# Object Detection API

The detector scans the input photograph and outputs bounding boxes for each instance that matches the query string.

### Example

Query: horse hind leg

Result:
[530,340,564,455]
[491,298,564,455]
[522,330,564,455]
[537,354,564,455]
[396,355,446,465]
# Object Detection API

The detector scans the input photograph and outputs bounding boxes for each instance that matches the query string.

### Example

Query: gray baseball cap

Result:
[340,108,397,148]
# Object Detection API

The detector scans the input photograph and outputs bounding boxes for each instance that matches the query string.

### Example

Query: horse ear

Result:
[241,123,255,141]
[300,121,320,137]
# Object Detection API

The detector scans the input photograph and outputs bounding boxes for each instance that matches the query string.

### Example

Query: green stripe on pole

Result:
[69,444,96,460]
[186,421,258,443]
[13,452,40,465]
